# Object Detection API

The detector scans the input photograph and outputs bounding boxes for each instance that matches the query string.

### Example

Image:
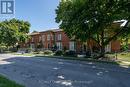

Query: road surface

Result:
[0,54,130,87]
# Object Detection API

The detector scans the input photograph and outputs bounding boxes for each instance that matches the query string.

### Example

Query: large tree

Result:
[0,19,31,47]
[56,0,130,57]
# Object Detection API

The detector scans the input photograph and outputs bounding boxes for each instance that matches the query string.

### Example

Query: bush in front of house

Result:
[64,50,76,57]
[43,50,53,55]
[0,46,8,53]
[8,47,18,52]
[121,44,129,51]
[55,50,63,56]
[25,48,33,53]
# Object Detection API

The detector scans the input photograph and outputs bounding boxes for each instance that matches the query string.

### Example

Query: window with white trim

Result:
[47,34,50,41]
[56,42,62,50]
[69,41,75,51]
[32,38,34,42]
[51,34,54,40]
[30,44,35,48]
[39,36,42,42]
[42,35,45,42]
[57,34,62,41]
[105,43,111,52]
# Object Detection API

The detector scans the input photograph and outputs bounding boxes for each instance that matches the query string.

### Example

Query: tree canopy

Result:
[56,0,130,56]
[0,19,31,47]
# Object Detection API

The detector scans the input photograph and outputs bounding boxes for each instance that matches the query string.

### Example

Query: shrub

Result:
[121,45,129,51]
[0,46,8,53]
[63,46,67,52]
[64,50,76,57]
[55,50,63,56]
[43,50,53,55]
[9,47,17,52]
[25,48,33,53]
[85,51,91,57]
[33,51,40,54]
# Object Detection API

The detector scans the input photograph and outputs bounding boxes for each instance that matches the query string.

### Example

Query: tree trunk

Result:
[101,30,105,56]
[88,40,93,57]
[94,45,105,59]
[95,31,105,59]
[100,45,105,57]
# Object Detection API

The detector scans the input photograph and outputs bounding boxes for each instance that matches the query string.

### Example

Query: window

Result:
[39,36,42,42]
[32,38,34,42]
[56,42,62,50]
[105,43,111,52]
[42,35,45,42]
[51,34,54,40]
[57,34,62,41]
[30,44,35,48]
[69,41,75,51]
[48,44,50,49]
[47,34,50,41]
[55,35,57,41]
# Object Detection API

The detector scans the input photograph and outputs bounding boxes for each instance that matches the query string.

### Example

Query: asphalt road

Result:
[0,54,130,87]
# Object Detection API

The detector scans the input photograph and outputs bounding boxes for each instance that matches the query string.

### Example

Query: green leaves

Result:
[56,0,130,56]
[56,0,130,43]
[0,19,31,47]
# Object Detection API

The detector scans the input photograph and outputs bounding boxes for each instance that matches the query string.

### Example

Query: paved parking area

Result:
[0,54,130,87]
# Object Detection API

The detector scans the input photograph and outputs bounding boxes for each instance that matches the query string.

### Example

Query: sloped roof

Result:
[40,29,63,33]
[114,20,128,27]
[28,32,40,36]
[28,29,63,35]
[51,29,63,32]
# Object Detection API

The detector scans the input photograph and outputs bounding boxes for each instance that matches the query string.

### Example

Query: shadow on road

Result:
[0,54,130,87]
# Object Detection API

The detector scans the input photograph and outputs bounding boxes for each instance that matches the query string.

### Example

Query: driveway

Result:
[0,54,130,87]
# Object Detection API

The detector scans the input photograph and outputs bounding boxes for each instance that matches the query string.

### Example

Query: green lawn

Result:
[105,52,130,66]
[117,52,130,62]
[0,75,24,87]
[106,52,130,62]
[13,52,130,66]
[14,53,34,56]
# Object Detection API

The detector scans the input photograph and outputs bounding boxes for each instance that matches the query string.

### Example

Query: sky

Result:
[15,0,60,32]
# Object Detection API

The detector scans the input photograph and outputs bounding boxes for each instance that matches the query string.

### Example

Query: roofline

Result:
[114,20,128,27]
[28,29,63,35]
[40,29,63,33]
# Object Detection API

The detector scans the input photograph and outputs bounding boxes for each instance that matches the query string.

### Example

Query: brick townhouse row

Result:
[20,29,121,52]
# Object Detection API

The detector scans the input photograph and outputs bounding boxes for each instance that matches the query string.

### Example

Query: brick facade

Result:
[20,29,121,52]
[111,40,121,52]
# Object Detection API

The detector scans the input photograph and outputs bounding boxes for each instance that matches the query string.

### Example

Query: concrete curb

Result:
[35,55,120,65]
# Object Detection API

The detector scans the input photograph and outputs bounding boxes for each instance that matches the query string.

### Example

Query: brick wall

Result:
[111,40,121,52]
[20,29,121,52]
